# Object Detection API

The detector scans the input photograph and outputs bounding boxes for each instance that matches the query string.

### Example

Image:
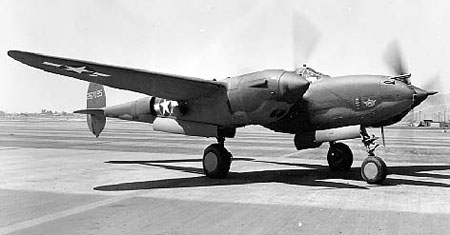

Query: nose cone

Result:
[278,72,310,103]
[412,86,437,108]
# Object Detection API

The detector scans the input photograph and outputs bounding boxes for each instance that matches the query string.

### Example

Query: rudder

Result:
[86,83,106,137]
[87,82,106,109]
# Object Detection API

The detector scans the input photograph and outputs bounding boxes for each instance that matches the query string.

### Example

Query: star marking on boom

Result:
[156,99,179,116]
[159,100,171,116]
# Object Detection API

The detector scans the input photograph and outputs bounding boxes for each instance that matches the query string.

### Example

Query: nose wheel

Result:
[360,127,388,184]
[202,137,232,179]
[361,156,387,184]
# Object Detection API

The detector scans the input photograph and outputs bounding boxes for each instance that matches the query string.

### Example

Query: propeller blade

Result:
[383,41,409,78]
[420,74,441,93]
[292,12,321,69]
[381,126,386,147]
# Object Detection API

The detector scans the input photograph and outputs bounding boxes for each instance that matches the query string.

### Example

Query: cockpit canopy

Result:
[295,64,330,83]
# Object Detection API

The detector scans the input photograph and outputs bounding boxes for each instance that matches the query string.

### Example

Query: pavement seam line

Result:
[0,191,145,235]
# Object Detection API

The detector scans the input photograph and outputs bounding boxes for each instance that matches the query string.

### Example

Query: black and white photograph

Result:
[1,0,450,234]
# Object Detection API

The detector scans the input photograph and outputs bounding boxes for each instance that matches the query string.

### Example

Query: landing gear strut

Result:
[360,127,387,184]
[202,136,232,179]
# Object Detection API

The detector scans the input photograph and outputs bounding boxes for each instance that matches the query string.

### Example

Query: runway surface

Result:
[0,118,450,234]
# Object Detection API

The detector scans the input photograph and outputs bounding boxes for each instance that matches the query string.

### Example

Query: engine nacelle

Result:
[294,125,361,150]
[277,71,310,103]
[294,133,322,150]
[227,70,310,125]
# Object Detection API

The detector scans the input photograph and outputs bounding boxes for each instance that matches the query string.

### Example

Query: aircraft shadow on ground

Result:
[94,158,450,191]
[255,160,450,188]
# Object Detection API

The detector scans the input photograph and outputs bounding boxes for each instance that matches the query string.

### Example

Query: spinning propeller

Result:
[383,41,410,83]
[383,41,438,96]
[382,41,438,146]
[292,12,321,69]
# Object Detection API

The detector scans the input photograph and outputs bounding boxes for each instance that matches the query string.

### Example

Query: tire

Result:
[361,156,387,184]
[327,142,353,171]
[203,144,232,179]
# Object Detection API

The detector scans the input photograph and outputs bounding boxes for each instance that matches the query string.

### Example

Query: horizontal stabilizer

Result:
[74,108,105,116]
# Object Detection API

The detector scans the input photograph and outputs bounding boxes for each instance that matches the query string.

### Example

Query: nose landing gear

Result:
[326,127,388,184]
[360,127,387,184]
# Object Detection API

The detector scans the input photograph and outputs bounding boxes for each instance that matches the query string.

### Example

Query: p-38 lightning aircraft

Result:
[8,45,436,184]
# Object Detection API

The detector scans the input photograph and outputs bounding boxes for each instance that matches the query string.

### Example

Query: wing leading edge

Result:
[8,50,226,101]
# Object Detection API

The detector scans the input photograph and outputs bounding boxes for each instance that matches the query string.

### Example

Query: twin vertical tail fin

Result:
[87,82,106,109]
[74,83,106,138]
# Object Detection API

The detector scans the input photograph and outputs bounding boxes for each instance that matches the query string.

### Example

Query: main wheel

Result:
[203,144,232,179]
[327,142,353,171]
[361,156,387,184]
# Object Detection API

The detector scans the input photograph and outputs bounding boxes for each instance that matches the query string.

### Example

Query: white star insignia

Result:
[363,99,376,108]
[65,66,89,74]
[42,62,112,77]
[160,100,171,116]
[157,100,179,116]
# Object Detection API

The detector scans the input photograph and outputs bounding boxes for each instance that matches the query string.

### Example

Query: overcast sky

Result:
[2,0,450,113]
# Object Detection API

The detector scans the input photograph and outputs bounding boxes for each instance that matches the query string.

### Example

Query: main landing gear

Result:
[327,142,353,171]
[327,127,388,184]
[202,137,232,179]
[203,129,387,184]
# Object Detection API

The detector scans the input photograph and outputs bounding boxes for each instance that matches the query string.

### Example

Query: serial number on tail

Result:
[87,89,103,100]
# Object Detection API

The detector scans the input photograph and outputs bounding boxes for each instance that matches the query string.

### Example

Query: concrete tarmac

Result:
[0,119,450,234]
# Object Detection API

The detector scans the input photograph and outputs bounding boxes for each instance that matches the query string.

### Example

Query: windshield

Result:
[295,65,329,82]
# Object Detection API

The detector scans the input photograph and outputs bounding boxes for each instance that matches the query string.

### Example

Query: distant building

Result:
[418,119,449,128]
[418,119,433,127]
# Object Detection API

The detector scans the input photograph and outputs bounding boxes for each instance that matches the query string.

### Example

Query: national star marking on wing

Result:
[42,62,111,77]
[65,66,90,74]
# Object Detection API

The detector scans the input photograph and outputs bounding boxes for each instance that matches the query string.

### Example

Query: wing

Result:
[8,50,226,100]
